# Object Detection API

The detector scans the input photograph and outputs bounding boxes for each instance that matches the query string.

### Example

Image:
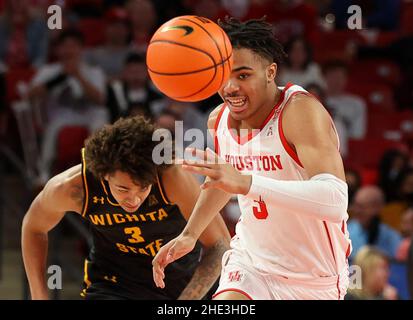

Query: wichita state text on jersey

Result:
[80,148,202,299]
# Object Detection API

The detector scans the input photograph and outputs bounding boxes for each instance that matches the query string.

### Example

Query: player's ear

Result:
[266,63,277,82]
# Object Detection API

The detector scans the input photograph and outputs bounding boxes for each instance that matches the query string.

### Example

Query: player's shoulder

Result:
[207,103,225,129]
[159,164,199,204]
[41,164,84,212]
[285,91,329,120]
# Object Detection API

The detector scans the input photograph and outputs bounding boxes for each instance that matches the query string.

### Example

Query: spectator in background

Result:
[357,34,413,110]
[152,0,192,23]
[106,52,164,122]
[264,0,319,44]
[221,0,251,20]
[382,169,413,232]
[323,60,367,142]
[155,108,182,137]
[191,0,225,21]
[126,0,158,53]
[409,232,413,298]
[0,71,7,138]
[345,168,362,210]
[279,36,325,89]
[396,207,413,262]
[0,0,48,69]
[348,186,402,260]
[28,29,108,184]
[65,0,103,18]
[378,149,409,202]
[306,82,349,157]
[346,246,398,300]
[153,99,208,148]
[84,7,132,79]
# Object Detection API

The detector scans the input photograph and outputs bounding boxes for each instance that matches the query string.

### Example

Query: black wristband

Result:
[45,73,68,90]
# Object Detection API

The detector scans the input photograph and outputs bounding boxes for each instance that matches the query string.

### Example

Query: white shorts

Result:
[213,249,349,300]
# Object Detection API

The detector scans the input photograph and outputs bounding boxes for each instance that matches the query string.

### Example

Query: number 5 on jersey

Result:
[253,196,268,219]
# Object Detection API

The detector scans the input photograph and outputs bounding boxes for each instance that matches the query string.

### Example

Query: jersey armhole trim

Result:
[81,148,89,217]
[156,172,171,205]
[100,179,121,207]
[277,92,311,168]
[213,104,226,156]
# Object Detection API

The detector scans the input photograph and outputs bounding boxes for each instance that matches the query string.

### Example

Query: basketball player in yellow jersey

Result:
[22,116,230,300]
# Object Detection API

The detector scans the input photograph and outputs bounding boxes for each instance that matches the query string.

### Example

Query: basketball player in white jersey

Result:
[152,17,352,300]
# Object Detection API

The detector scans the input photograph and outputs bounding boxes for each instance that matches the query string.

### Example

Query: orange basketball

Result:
[146,15,233,102]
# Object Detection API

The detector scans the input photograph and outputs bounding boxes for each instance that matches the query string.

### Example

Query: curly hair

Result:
[218,16,287,65]
[84,116,169,187]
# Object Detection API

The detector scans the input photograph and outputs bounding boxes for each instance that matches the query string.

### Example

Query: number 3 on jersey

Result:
[253,196,268,219]
[124,227,145,243]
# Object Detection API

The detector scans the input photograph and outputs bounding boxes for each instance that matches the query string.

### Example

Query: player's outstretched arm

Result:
[179,95,349,224]
[158,165,231,299]
[152,105,232,291]
[21,165,84,299]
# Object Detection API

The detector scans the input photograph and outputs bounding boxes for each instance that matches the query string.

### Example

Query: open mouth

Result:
[124,204,139,211]
[226,97,248,113]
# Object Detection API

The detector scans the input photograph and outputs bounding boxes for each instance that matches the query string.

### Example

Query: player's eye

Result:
[118,189,128,193]
[239,73,249,80]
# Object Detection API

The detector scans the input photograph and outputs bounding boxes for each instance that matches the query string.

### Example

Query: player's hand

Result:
[182,147,252,195]
[152,232,197,288]
[63,59,81,78]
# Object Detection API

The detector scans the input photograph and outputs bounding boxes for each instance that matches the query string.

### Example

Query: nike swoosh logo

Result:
[161,25,194,36]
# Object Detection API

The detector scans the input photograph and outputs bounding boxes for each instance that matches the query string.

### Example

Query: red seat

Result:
[349,59,401,87]
[360,168,378,186]
[5,68,35,102]
[401,2,413,35]
[367,111,413,139]
[77,18,106,47]
[374,31,400,47]
[345,138,408,169]
[54,126,89,173]
[313,30,366,64]
[346,82,396,112]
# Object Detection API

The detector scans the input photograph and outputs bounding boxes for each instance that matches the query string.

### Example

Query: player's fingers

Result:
[200,179,221,190]
[182,165,219,179]
[205,147,224,164]
[154,271,165,288]
[182,159,213,168]
[185,147,218,165]
[152,261,165,288]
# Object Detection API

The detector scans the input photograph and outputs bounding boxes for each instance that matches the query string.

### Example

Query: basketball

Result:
[146,15,233,102]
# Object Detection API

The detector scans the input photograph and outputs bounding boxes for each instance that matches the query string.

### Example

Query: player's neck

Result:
[240,85,281,130]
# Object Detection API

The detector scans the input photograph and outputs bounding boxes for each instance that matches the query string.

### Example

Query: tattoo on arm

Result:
[69,185,85,209]
[178,238,228,300]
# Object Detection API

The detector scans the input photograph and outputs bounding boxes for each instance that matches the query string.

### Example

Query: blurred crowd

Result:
[1,0,413,300]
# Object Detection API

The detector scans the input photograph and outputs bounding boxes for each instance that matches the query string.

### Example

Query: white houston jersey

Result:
[214,83,351,282]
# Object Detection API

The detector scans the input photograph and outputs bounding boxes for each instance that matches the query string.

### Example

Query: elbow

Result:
[21,212,31,235]
[327,187,349,223]
[327,206,348,224]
